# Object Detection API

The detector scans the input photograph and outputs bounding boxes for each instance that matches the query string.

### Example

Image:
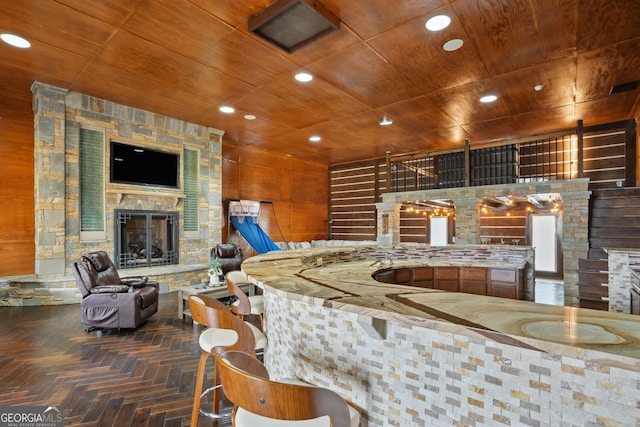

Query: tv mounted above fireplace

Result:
[110,141,179,188]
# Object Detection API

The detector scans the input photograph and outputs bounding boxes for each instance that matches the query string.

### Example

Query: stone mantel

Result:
[106,187,185,207]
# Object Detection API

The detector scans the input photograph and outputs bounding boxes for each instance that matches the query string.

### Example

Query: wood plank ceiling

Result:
[0,0,639,165]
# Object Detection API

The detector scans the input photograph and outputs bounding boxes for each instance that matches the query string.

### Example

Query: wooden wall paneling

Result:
[222,143,328,253]
[238,163,292,203]
[581,120,635,189]
[626,120,637,186]
[0,117,34,276]
[399,209,427,243]
[222,144,241,243]
[291,160,328,243]
[259,200,292,244]
[329,161,379,241]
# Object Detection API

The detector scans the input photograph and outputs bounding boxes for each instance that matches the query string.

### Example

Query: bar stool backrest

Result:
[188,295,255,355]
[217,350,352,427]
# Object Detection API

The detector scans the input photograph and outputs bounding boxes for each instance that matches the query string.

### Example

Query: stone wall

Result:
[377,179,591,306]
[0,82,223,306]
[607,249,640,313]
[264,290,640,427]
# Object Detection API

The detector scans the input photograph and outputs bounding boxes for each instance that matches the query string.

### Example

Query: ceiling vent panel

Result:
[248,0,340,53]
[610,80,639,94]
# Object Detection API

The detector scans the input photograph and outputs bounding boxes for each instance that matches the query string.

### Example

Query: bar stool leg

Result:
[192,351,231,426]
[191,351,209,427]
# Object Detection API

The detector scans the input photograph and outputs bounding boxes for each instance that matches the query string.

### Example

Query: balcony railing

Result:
[386,123,583,193]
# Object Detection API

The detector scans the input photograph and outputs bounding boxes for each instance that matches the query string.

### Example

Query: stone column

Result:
[31,82,68,275]
[560,187,591,306]
[449,195,477,245]
[208,127,224,249]
[375,201,401,244]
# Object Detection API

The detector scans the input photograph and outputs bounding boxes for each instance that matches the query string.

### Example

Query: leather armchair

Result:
[71,251,159,331]
[211,243,244,275]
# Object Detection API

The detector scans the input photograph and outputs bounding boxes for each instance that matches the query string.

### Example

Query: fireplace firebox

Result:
[114,209,179,269]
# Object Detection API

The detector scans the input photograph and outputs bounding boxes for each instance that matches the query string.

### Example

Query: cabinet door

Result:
[460,267,487,295]
[489,268,522,299]
[412,267,434,288]
[395,268,412,285]
[488,282,517,299]
[434,267,459,292]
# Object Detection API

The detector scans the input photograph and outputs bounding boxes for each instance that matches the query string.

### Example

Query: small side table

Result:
[178,282,254,319]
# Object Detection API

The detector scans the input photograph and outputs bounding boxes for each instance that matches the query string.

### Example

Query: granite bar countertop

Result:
[242,244,640,361]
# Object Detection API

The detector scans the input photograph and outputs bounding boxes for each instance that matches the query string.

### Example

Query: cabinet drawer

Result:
[461,267,487,281]
[434,280,459,292]
[413,280,434,289]
[490,269,516,283]
[434,267,459,279]
[489,283,516,299]
[460,281,486,295]
[412,267,433,281]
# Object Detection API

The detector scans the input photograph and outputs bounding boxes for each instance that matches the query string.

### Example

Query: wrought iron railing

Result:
[386,124,582,193]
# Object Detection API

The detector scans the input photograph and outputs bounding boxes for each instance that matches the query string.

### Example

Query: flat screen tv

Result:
[110,141,179,188]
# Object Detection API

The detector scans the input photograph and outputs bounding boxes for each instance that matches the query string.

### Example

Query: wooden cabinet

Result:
[373,265,523,300]
[394,268,412,285]
[460,267,487,295]
[434,267,459,292]
[489,268,523,300]
[412,267,433,288]
[373,267,433,288]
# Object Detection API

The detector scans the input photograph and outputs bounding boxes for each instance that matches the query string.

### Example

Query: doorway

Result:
[530,214,563,278]
[430,216,449,245]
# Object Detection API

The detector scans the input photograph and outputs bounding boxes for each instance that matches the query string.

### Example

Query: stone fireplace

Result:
[114,209,179,269]
[0,82,225,306]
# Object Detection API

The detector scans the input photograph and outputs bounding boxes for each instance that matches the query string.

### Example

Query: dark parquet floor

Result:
[0,292,233,426]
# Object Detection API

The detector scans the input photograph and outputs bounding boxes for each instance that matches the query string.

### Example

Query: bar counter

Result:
[243,244,640,426]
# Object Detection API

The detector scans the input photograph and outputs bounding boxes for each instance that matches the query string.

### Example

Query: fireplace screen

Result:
[114,209,179,269]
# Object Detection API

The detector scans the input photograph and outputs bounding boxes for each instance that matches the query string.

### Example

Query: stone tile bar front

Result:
[243,244,640,427]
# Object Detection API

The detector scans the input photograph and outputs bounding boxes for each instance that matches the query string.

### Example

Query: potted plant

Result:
[208,256,223,285]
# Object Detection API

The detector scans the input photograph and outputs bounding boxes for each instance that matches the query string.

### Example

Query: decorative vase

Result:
[208,268,222,286]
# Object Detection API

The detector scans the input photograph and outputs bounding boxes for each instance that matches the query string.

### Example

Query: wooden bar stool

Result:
[226,270,265,331]
[217,350,361,427]
[188,295,267,426]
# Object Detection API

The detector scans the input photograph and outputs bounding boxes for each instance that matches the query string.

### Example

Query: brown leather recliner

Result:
[71,251,159,331]
[211,243,243,275]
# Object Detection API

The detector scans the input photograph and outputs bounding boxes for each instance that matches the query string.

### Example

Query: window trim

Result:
[183,146,200,239]
[79,125,107,242]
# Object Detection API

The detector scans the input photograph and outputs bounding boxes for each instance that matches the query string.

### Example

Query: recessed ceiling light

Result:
[244,114,256,120]
[295,72,313,82]
[219,105,235,114]
[309,136,321,142]
[480,94,498,103]
[380,116,393,126]
[425,15,451,32]
[1,33,31,48]
[534,84,544,92]
[443,39,463,51]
